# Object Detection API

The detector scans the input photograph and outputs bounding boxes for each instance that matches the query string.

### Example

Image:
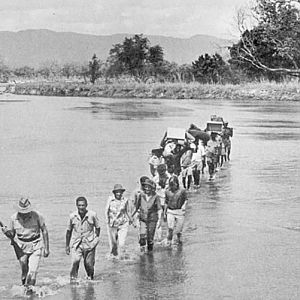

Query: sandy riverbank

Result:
[5,81,300,101]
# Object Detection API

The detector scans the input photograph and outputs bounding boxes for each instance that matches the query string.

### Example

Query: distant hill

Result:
[0,29,233,67]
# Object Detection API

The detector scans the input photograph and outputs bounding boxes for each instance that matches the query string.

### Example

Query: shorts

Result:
[182,166,193,177]
[167,209,185,234]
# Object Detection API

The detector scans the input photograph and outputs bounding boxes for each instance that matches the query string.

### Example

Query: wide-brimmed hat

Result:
[140,176,150,185]
[112,184,126,193]
[143,178,156,190]
[15,198,33,214]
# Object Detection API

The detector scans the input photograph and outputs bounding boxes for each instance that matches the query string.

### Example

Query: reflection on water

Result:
[71,100,194,120]
[0,95,300,299]
[70,283,96,300]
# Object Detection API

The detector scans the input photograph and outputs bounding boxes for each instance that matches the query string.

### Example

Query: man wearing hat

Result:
[1,197,50,288]
[132,178,162,252]
[105,184,132,258]
[66,196,100,281]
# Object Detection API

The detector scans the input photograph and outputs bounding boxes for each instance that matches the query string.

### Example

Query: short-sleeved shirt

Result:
[105,196,129,228]
[192,144,205,162]
[67,210,100,250]
[136,193,161,222]
[165,188,187,210]
[9,211,45,253]
[206,140,218,157]
[153,173,171,205]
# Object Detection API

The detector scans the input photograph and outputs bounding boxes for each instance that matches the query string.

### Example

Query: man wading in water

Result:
[132,178,162,252]
[1,198,50,293]
[164,176,188,246]
[66,197,100,282]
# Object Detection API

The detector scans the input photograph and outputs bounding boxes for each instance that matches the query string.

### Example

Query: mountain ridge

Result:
[0,29,233,67]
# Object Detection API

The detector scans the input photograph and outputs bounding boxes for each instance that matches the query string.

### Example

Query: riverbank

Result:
[5,81,300,101]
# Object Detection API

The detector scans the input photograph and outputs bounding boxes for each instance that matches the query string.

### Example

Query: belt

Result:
[18,234,40,242]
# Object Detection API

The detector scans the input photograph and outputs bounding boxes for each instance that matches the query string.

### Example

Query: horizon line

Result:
[0,28,235,41]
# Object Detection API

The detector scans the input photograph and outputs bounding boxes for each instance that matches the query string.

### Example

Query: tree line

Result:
[1,0,299,85]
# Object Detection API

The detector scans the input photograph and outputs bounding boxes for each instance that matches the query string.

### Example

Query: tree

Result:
[89,54,101,84]
[107,34,166,81]
[229,0,300,78]
[61,63,78,79]
[38,60,61,78]
[13,66,35,78]
[149,45,164,66]
[192,53,232,83]
[178,64,194,83]
[0,57,11,82]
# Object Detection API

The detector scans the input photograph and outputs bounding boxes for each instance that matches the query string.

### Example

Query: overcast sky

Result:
[0,0,252,39]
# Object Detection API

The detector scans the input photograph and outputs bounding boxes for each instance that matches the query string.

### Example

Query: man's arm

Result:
[125,200,133,224]
[93,212,101,238]
[0,221,15,239]
[41,224,50,257]
[180,190,188,210]
[163,192,168,221]
[95,227,100,237]
[65,228,72,255]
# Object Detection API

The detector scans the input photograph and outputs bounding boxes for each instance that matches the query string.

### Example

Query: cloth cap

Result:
[15,198,33,214]
[143,178,156,190]
[112,184,126,193]
[140,176,150,185]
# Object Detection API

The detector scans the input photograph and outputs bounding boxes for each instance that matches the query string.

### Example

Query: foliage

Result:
[13,66,35,78]
[107,34,167,81]
[229,0,300,78]
[37,60,61,78]
[0,57,11,82]
[192,53,236,84]
[89,54,101,84]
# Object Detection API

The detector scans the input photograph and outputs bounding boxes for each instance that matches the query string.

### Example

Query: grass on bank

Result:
[8,80,300,101]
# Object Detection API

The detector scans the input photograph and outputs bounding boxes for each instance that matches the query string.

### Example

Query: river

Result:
[0,94,299,299]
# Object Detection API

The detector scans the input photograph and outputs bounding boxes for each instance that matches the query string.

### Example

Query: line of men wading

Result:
[0,118,232,293]
[0,174,188,292]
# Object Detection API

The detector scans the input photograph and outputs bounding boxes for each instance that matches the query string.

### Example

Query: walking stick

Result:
[0,221,23,259]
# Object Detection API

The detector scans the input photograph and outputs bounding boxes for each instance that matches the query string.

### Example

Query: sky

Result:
[0,0,252,39]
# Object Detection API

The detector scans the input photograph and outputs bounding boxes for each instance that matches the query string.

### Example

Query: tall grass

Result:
[7,80,300,101]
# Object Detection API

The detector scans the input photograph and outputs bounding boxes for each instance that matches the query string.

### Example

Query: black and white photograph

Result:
[0,0,300,299]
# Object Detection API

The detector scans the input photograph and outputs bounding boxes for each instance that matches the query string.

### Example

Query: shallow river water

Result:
[0,94,299,300]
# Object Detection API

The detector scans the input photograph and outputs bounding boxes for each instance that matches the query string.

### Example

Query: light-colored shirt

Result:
[181,150,193,167]
[67,210,100,250]
[153,173,171,206]
[105,196,129,228]
[9,211,45,253]
[192,144,205,162]
[206,139,218,157]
